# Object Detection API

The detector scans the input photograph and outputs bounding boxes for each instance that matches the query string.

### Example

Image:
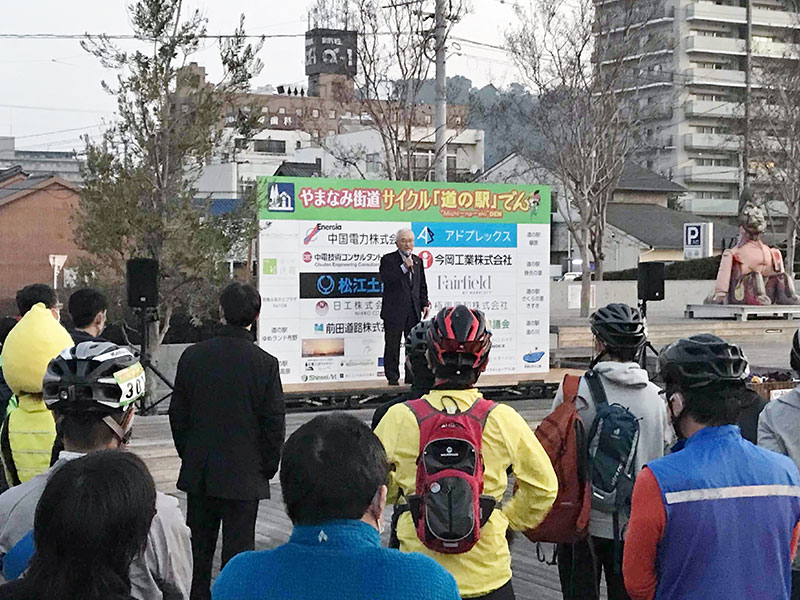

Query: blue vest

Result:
[648,426,800,600]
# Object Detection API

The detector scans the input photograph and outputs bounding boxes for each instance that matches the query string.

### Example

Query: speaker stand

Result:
[133,306,174,415]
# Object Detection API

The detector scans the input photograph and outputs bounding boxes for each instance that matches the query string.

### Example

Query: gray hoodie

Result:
[551,361,673,539]
[758,386,800,570]
[0,452,192,599]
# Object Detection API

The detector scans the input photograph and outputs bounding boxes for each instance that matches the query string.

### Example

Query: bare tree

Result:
[310,0,468,181]
[507,0,672,315]
[747,47,800,277]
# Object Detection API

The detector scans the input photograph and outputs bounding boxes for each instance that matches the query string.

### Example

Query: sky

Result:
[0,0,519,153]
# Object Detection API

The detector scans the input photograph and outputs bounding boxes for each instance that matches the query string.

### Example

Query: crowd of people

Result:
[0,279,799,600]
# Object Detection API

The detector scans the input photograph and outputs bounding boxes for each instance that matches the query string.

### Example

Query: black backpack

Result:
[584,370,640,543]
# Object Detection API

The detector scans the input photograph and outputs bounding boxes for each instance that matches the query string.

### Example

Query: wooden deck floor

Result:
[129,400,605,600]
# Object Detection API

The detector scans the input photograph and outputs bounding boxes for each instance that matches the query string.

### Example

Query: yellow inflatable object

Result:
[1,303,73,395]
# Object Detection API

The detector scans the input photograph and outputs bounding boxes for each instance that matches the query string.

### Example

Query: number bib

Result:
[113,362,146,406]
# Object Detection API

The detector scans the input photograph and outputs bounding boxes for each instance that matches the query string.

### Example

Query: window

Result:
[366,153,380,173]
[284,116,292,126]
[234,138,249,150]
[312,130,320,138]
[328,109,336,119]
[254,139,287,154]
[261,106,269,113]
[455,116,462,125]
[296,140,302,149]
[278,107,286,114]
[424,115,432,124]
[296,108,303,117]
[269,116,279,126]
[312,109,320,118]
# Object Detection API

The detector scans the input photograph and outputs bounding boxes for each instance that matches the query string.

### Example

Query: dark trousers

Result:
[187,494,259,600]
[792,570,800,600]
[466,580,515,600]
[383,315,417,383]
[557,537,630,600]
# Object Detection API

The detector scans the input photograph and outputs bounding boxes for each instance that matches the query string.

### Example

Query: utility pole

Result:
[434,0,447,182]
[740,0,752,215]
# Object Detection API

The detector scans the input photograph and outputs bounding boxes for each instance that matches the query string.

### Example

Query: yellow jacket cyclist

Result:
[376,387,557,597]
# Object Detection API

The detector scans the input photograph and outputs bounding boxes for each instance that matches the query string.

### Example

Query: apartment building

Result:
[597,0,799,216]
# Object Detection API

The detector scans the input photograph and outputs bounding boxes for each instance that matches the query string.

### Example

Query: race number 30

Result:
[113,362,146,405]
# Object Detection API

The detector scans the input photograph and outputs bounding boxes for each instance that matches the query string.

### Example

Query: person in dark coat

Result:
[169,282,285,600]
[66,288,108,344]
[371,320,434,431]
[379,228,429,386]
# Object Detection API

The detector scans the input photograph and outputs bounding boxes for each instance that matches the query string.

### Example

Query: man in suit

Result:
[168,282,285,600]
[379,228,429,386]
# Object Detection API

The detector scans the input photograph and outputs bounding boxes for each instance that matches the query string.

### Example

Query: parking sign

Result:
[683,222,713,259]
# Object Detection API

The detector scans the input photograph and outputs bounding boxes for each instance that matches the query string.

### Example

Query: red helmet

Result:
[427,305,492,377]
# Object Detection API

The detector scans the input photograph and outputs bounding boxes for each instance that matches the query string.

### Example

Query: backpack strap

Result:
[404,398,439,425]
[562,374,581,405]
[465,397,496,428]
[583,369,609,407]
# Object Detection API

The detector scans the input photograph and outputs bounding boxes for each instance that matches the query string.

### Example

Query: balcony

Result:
[686,35,745,55]
[682,165,740,184]
[683,67,746,87]
[684,100,741,118]
[683,133,740,151]
[687,197,740,216]
[686,34,798,58]
[686,2,798,29]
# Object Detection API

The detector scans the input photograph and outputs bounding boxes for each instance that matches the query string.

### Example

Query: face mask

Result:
[668,391,686,440]
[370,489,384,534]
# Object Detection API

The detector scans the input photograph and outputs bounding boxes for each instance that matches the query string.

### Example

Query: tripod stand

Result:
[133,306,174,415]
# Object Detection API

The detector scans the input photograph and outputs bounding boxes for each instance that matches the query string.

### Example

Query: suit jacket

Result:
[379,250,429,328]
[168,325,285,500]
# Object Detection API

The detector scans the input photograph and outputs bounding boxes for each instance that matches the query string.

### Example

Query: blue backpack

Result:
[583,370,640,542]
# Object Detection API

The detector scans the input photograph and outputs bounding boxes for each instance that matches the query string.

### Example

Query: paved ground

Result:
[130,400,607,600]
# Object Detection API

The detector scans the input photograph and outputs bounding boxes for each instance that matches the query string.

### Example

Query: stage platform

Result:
[130,401,591,600]
[552,317,797,368]
[685,304,800,321]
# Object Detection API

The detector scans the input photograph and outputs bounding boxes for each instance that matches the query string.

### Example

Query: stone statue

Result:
[706,203,800,305]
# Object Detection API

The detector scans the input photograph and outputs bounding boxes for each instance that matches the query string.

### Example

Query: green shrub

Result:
[602,255,723,280]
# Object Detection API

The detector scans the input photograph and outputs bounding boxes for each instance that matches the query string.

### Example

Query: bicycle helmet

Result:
[589,303,647,350]
[427,305,492,376]
[405,320,430,360]
[43,341,144,413]
[658,333,749,390]
[792,329,800,374]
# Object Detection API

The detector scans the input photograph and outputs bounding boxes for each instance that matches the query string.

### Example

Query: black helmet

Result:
[589,303,647,350]
[43,341,144,414]
[658,334,749,390]
[405,320,430,360]
[427,305,492,376]
[792,330,800,374]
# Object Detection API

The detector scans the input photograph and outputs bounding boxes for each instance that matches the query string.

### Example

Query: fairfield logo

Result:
[437,275,492,291]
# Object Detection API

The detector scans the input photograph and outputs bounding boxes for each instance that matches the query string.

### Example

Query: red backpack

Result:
[405,396,498,554]
[523,374,592,544]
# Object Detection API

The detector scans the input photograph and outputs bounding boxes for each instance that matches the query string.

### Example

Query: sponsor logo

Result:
[317,275,336,296]
[303,251,313,263]
[412,222,517,248]
[417,226,435,244]
[419,250,434,269]
[301,273,383,299]
[304,226,320,244]
[267,182,295,212]
[523,351,545,364]
[437,275,492,291]
[315,300,329,316]
[303,223,342,245]
[314,323,324,332]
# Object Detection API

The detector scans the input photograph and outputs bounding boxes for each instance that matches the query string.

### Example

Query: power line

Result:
[14,124,106,139]
[0,103,113,114]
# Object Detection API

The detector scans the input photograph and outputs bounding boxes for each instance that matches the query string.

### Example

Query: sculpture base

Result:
[685,304,800,321]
